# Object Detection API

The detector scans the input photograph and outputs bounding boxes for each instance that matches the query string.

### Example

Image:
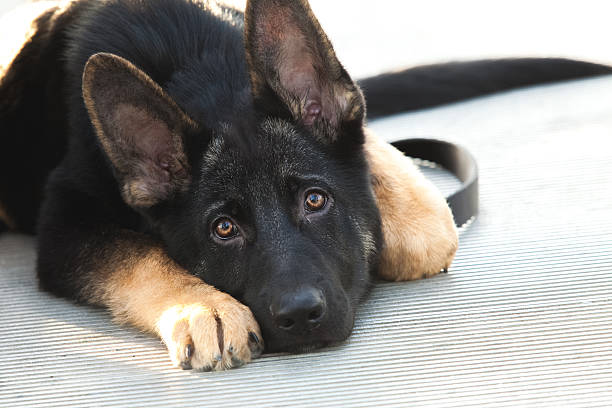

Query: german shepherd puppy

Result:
[0,0,461,371]
[1,0,608,371]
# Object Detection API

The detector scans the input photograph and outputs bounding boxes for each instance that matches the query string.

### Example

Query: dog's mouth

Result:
[264,340,333,355]
[260,320,352,354]
[261,331,328,354]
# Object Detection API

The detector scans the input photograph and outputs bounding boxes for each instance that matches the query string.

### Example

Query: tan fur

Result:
[91,245,262,371]
[364,129,458,281]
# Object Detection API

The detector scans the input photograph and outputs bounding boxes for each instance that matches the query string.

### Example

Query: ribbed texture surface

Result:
[2,76,612,407]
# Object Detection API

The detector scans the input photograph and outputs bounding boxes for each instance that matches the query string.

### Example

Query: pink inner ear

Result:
[250,0,359,128]
[158,156,171,169]
[256,9,327,126]
[114,104,175,162]
[304,100,322,125]
[278,54,327,125]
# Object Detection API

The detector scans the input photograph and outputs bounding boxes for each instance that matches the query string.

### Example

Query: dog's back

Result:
[0,1,87,232]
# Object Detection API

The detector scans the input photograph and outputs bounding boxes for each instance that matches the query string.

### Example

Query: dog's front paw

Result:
[365,130,458,281]
[158,291,263,371]
[378,208,457,280]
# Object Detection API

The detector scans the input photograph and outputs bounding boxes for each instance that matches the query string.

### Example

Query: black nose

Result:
[270,287,327,333]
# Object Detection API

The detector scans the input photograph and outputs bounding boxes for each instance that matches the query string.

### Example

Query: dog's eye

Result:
[304,190,327,212]
[214,218,238,239]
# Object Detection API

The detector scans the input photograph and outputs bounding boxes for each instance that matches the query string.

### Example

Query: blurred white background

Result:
[2,0,612,78]
[308,0,612,78]
[225,0,612,78]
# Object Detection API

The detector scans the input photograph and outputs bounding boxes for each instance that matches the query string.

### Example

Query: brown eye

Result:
[214,218,237,239]
[305,190,327,212]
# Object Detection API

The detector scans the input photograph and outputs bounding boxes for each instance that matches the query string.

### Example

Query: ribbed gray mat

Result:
[2,76,612,407]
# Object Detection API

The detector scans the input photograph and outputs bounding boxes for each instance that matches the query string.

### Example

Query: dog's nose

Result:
[270,287,326,333]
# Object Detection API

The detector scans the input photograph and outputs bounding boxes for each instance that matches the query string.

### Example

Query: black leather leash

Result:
[391,138,479,227]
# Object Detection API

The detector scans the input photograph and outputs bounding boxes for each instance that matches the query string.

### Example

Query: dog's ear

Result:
[82,53,195,208]
[245,0,365,141]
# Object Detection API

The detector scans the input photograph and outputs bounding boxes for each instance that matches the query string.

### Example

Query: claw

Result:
[248,331,264,357]
[249,332,260,345]
[231,356,244,367]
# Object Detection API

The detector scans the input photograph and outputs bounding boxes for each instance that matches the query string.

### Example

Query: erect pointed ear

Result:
[245,0,365,138]
[82,53,196,208]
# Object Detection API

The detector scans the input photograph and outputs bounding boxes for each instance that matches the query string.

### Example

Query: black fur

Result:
[0,5,85,233]
[1,0,382,353]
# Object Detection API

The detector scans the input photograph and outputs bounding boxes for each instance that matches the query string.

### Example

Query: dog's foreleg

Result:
[37,228,263,371]
[364,129,458,280]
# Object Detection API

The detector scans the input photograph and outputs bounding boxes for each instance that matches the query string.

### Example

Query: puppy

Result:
[0,0,456,370]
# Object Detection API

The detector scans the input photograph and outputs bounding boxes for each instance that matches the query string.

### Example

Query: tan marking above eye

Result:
[305,191,327,211]
[214,218,236,239]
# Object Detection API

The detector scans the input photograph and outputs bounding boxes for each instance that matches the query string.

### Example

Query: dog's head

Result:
[81,0,382,352]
